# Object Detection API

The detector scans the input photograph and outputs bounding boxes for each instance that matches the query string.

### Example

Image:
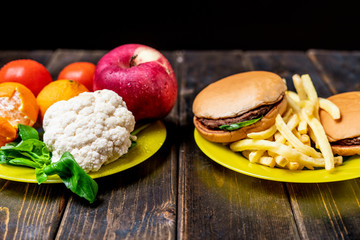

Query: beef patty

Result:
[332,136,360,146]
[197,103,275,130]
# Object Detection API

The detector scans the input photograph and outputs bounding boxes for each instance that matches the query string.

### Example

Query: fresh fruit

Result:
[93,44,178,121]
[0,59,53,96]
[57,62,96,91]
[36,79,89,120]
[0,82,39,146]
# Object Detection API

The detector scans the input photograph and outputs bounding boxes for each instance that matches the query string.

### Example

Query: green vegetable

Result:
[219,116,263,131]
[0,124,98,204]
[44,152,98,203]
[129,122,151,149]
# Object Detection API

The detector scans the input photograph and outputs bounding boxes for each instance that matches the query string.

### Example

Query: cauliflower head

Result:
[42,89,135,173]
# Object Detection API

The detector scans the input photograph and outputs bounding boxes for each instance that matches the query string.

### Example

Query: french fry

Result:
[301,74,320,119]
[275,114,322,158]
[248,150,265,163]
[300,108,335,171]
[258,156,276,168]
[275,155,288,168]
[247,125,277,139]
[292,74,307,100]
[286,91,300,102]
[230,139,333,168]
[297,119,308,134]
[282,107,294,122]
[319,97,341,120]
[300,134,311,146]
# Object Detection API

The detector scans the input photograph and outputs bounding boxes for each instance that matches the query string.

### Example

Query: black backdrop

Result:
[1,1,359,51]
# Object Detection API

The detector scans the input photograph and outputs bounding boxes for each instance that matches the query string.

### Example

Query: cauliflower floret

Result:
[42,89,135,173]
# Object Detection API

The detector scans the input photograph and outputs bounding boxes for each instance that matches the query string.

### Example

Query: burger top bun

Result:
[319,91,360,142]
[192,71,287,119]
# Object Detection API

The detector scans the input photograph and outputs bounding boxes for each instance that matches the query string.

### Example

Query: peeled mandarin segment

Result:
[0,117,17,139]
[0,85,16,98]
[17,88,39,124]
[0,82,39,127]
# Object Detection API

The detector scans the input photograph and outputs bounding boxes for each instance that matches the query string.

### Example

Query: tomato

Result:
[0,59,53,96]
[57,62,96,91]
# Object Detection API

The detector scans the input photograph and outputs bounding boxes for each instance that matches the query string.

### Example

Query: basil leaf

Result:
[35,168,48,184]
[18,124,39,140]
[219,116,263,131]
[8,158,42,168]
[44,152,98,204]
[1,139,51,165]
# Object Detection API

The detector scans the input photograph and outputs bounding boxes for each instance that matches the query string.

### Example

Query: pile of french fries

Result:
[229,74,342,171]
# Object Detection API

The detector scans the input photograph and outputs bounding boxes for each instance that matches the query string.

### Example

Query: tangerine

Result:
[0,59,53,96]
[36,79,89,120]
[57,62,96,91]
[0,82,39,146]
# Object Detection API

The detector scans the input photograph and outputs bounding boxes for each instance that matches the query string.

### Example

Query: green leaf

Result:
[18,124,39,140]
[129,122,151,150]
[219,116,263,131]
[35,168,48,184]
[8,158,42,168]
[1,139,51,166]
[43,152,98,204]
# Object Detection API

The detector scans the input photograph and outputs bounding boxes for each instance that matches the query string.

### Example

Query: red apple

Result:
[93,44,177,121]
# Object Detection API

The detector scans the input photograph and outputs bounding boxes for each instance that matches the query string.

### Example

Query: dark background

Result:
[1,1,359,51]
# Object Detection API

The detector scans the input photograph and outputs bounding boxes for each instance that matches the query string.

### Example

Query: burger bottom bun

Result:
[331,144,360,156]
[194,97,287,143]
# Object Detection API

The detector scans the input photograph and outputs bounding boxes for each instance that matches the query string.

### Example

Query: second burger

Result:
[192,71,288,143]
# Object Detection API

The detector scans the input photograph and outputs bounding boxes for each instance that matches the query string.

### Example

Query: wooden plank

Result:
[306,49,360,239]
[244,50,335,97]
[55,50,178,239]
[0,50,68,240]
[45,49,106,80]
[308,49,360,94]
[177,50,299,239]
[0,50,53,67]
[246,50,360,239]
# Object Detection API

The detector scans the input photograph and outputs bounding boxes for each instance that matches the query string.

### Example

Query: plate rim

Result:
[194,128,360,183]
[0,120,167,184]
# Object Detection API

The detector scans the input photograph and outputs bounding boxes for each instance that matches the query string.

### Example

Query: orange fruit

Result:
[0,59,53,96]
[36,79,89,120]
[0,82,39,146]
[57,62,96,91]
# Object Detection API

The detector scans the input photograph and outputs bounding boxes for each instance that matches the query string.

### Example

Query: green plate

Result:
[0,120,166,183]
[194,128,360,183]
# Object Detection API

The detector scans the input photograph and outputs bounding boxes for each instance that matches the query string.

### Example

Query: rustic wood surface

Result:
[1,49,360,240]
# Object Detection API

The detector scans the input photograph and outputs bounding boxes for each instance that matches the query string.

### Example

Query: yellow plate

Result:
[0,120,166,183]
[194,128,360,183]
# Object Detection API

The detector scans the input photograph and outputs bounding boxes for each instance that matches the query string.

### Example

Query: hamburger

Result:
[319,91,360,156]
[192,71,288,143]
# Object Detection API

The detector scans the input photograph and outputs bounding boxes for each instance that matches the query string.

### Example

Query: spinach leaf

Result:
[219,116,263,131]
[18,124,39,140]
[35,168,48,184]
[44,152,98,204]
[1,139,51,166]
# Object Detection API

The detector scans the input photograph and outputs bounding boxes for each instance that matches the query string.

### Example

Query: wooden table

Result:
[1,49,360,240]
